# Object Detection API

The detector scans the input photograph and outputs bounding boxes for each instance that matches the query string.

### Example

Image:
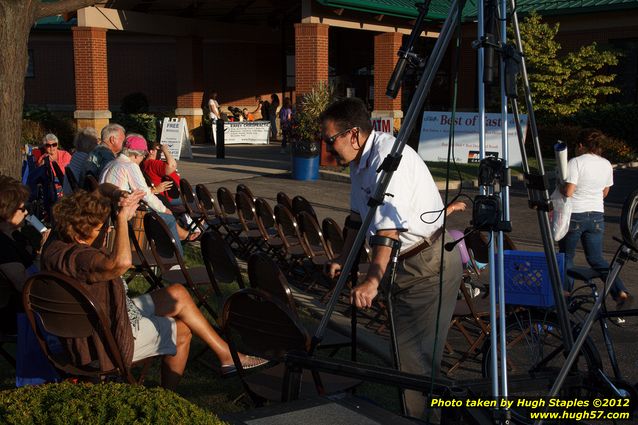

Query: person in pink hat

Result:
[99,134,193,253]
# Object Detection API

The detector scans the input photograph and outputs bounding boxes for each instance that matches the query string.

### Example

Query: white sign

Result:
[371,117,393,135]
[160,117,193,160]
[224,121,270,145]
[418,111,527,165]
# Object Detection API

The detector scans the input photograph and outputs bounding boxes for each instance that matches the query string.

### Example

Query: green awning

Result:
[317,0,638,20]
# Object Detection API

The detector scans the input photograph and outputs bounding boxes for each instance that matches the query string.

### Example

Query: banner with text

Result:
[418,111,527,165]
[224,121,270,145]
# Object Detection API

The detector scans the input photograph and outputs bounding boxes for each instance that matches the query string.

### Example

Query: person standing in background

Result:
[279,97,292,153]
[208,91,221,146]
[560,129,633,314]
[269,93,280,141]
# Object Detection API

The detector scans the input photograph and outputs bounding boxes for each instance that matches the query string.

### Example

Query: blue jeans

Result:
[559,211,627,299]
[157,211,184,256]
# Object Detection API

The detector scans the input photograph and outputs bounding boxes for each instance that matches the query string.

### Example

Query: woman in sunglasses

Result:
[0,176,45,333]
[35,133,72,174]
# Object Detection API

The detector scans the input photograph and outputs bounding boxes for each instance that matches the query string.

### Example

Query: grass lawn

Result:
[0,244,400,418]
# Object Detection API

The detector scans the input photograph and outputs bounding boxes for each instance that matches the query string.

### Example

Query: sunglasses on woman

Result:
[44,143,58,148]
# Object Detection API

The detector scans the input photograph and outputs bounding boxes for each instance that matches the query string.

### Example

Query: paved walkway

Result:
[178,142,638,382]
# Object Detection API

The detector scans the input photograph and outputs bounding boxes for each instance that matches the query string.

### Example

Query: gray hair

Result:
[42,133,58,145]
[121,148,147,158]
[100,123,125,143]
[74,127,99,153]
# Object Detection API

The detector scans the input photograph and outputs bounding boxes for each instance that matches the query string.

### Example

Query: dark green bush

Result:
[0,382,226,425]
[113,113,158,143]
[536,124,583,157]
[569,103,638,149]
[22,108,76,150]
[603,137,636,163]
[120,92,149,114]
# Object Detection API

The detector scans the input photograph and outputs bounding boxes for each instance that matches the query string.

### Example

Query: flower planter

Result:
[291,155,320,181]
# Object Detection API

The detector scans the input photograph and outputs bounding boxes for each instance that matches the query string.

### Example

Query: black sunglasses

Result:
[324,127,357,146]
[44,143,58,148]
[17,205,27,213]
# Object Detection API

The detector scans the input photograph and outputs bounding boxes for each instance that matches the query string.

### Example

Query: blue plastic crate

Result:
[495,250,565,308]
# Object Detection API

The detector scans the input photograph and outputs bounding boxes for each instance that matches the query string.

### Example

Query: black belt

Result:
[397,227,444,261]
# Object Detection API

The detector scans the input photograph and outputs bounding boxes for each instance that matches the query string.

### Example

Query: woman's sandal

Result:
[221,355,269,377]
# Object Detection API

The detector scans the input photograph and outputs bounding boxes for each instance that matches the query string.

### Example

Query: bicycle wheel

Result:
[481,309,602,424]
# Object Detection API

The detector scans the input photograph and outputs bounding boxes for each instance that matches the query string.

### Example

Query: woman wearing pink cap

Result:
[99,134,193,253]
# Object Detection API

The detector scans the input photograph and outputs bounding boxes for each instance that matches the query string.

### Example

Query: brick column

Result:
[373,32,404,131]
[175,37,205,144]
[294,23,329,101]
[72,27,111,131]
[295,23,332,164]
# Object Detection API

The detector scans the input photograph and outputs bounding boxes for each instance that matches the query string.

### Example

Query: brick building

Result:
[25,0,638,143]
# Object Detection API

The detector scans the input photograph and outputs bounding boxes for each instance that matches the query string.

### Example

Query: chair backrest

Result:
[179,178,199,216]
[298,211,331,259]
[248,253,296,312]
[84,174,99,192]
[64,166,80,192]
[235,191,257,231]
[143,211,183,270]
[322,218,344,258]
[22,271,133,382]
[201,230,245,292]
[217,186,238,216]
[223,288,309,360]
[276,192,293,213]
[254,198,276,229]
[274,204,302,239]
[195,184,222,217]
[236,183,256,202]
[292,196,318,221]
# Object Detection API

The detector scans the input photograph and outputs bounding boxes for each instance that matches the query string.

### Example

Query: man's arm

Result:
[350,228,399,309]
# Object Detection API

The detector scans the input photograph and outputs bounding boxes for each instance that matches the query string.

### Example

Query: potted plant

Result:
[290,81,333,181]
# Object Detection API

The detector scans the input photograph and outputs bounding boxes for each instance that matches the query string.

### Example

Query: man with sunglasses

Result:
[321,97,461,419]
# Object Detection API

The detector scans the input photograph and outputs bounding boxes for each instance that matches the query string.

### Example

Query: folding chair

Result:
[222,288,360,405]
[236,183,256,202]
[235,191,264,254]
[0,271,17,368]
[292,195,318,222]
[276,191,293,213]
[23,271,154,384]
[143,211,219,321]
[200,230,246,297]
[178,178,206,239]
[217,186,247,252]
[273,204,311,268]
[248,253,351,355]
[254,198,285,258]
[194,183,224,232]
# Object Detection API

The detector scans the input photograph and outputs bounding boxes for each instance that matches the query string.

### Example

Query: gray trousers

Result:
[390,231,462,419]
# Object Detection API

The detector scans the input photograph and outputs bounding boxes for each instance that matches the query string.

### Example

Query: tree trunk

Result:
[0,0,35,177]
[0,0,98,178]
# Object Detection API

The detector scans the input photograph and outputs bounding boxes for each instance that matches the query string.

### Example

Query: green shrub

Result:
[22,108,76,150]
[21,119,46,146]
[113,113,158,143]
[569,103,638,149]
[121,92,149,114]
[0,382,227,425]
[536,124,583,157]
[603,137,635,163]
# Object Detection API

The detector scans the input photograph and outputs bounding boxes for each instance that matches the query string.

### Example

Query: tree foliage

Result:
[517,12,620,120]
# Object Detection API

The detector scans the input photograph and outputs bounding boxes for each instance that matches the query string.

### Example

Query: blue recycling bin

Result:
[291,155,320,181]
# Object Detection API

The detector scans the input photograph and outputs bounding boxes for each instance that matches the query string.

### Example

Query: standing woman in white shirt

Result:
[560,129,632,308]
[208,91,221,146]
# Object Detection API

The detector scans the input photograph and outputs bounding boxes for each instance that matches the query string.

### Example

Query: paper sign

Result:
[371,117,393,135]
[160,118,193,160]
[224,121,271,145]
